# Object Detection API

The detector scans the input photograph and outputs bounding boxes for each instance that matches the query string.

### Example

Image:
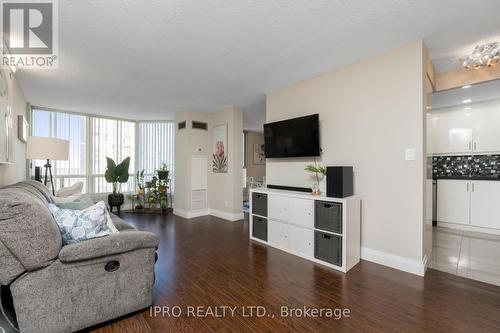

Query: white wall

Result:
[209,107,243,219]
[0,69,27,187]
[174,111,211,216]
[174,107,243,221]
[245,131,265,182]
[266,41,427,274]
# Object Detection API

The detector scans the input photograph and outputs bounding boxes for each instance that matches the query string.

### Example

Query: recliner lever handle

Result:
[105,260,120,272]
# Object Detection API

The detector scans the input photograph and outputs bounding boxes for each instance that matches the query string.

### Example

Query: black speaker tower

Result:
[326,166,353,198]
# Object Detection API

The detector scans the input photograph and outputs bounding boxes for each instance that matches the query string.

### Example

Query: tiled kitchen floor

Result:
[430,226,500,286]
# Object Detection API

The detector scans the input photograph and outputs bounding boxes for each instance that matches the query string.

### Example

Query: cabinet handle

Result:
[474,142,477,151]
[472,183,475,192]
[467,183,469,192]
[468,142,472,151]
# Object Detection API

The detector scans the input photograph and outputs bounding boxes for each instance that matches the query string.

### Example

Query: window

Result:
[138,122,175,190]
[31,110,176,195]
[91,117,135,193]
[32,109,87,191]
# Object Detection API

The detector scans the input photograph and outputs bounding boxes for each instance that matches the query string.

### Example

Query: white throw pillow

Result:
[56,182,83,198]
[48,201,118,245]
[106,211,119,234]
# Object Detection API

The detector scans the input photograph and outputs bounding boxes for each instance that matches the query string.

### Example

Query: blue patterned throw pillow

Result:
[48,201,114,245]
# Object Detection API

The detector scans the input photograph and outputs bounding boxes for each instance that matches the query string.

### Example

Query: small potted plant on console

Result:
[305,163,326,195]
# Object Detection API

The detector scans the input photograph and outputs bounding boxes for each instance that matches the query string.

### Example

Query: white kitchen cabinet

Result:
[431,101,500,155]
[268,220,288,249]
[431,109,473,155]
[437,179,470,225]
[268,195,289,222]
[289,198,313,228]
[288,225,314,258]
[470,181,500,229]
[472,102,500,154]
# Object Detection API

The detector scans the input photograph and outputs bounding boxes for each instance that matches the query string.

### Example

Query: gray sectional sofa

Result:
[0,181,159,333]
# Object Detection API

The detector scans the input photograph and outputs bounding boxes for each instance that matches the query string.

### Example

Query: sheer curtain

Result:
[31,109,178,195]
[31,109,87,191]
[138,122,175,191]
[91,117,136,193]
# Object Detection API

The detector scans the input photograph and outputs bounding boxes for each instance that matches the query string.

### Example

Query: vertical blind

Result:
[32,109,87,191]
[138,122,175,190]
[91,117,136,193]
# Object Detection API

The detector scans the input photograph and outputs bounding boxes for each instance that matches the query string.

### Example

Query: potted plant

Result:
[305,163,326,195]
[157,163,169,181]
[105,156,130,209]
[147,176,159,209]
[135,169,145,209]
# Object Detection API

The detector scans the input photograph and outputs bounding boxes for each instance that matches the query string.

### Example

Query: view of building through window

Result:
[31,108,175,195]
[32,109,87,191]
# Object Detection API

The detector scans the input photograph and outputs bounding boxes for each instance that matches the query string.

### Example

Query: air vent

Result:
[192,121,208,130]
[178,121,186,130]
[191,189,207,210]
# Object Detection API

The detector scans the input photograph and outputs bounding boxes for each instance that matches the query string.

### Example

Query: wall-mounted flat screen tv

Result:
[264,114,320,158]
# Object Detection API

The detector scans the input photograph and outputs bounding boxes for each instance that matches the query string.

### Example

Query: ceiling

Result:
[432,79,500,110]
[16,0,500,124]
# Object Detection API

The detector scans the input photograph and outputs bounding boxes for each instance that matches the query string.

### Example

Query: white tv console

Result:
[249,187,361,273]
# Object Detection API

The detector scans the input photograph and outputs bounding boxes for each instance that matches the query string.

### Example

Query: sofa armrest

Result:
[58,231,159,263]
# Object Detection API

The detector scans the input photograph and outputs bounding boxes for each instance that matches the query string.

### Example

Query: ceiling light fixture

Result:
[461,42,500,69]
[464,107,472,110]
[462,99,472,104]
[462,85,471,89]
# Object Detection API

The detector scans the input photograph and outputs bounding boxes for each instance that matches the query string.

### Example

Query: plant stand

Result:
[125,178,173,215]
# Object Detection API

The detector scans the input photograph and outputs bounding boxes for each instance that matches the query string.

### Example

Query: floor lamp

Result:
[27,136,70,196]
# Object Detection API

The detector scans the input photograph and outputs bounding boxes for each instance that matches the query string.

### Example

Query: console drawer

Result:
[252,216,268,241]
[252,192,267,217]
[315,201,342,233]
[314,231,342,266]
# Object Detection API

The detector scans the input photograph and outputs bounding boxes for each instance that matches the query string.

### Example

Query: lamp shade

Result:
[27,136,69,161]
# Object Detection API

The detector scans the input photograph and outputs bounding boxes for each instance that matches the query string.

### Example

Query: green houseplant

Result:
[305,164,326,195]
[105,156,131,209]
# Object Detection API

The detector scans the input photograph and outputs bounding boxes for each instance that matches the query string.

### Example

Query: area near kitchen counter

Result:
[430,80,500,235]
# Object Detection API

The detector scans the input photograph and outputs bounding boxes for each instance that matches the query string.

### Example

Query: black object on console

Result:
[326,166,353,198]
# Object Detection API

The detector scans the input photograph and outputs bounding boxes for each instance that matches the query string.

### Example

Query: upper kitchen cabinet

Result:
[431,79,500,155]
[472,101,500,154]
[430,108,473,155]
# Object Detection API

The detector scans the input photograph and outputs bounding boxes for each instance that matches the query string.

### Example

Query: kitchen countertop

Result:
[433,176,500,181]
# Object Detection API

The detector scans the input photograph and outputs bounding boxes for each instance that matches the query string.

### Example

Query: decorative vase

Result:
[312,183,321,196]
[160,197,168,211]
[108,193,124,207]
[158,170,169,180]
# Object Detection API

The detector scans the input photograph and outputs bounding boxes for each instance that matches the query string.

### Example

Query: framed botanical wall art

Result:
[253,143,265,165]
[212,124,228,173]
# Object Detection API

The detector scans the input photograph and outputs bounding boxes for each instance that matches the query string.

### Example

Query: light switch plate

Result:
[405,148,415,161]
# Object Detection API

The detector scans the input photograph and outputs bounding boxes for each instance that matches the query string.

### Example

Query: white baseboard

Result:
[173,207,243,222]
[437,221,500,236]
[422,253,430,273]
[209,209,244,222]
[173,208,209,219]
[361,247,426,276]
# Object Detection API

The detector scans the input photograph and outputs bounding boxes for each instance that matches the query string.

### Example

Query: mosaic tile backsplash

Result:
[433,155,500,179]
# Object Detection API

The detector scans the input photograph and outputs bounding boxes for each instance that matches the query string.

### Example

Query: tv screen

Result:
[264,114,320,158]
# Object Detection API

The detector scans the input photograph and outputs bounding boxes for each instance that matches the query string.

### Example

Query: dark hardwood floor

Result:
[87,213,500,333]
